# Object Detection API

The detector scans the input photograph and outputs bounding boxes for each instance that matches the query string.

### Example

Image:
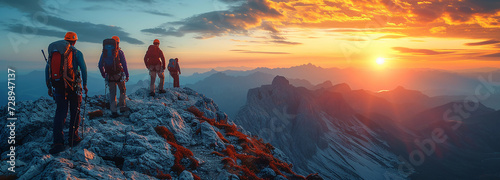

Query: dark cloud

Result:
[143,10,174,17]
[82,5,111,11]
[84,0,156,3]
[1,0,143,44]
[230,49,290,54]
[219,0,245,2]
[5,16,143,44]
[0,0,44,13]
[465,39,500,46]
[141,27,184,37]
[142,0,283,39]
[480,53,500,58]
[6,24,65,39]
[392,47,455,55]
[40,16,143,44]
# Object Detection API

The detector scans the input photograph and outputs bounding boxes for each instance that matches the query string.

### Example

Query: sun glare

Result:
[376,57,385,65]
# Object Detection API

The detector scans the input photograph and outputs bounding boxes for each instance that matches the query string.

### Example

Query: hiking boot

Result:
[149,92,155,97]
[49,144,66,155]
[111,112,119,118]
[69,137,83,147]
[159,89,166,94]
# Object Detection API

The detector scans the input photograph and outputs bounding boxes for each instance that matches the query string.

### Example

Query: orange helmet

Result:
[64,31,78,41]
[112,36,120,43]
[153,39,160,44]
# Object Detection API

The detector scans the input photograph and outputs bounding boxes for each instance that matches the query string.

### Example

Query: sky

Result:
[1,0,500,72]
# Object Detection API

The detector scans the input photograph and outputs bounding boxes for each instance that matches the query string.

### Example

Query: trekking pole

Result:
[81,95,88,140]
[104,79,108,108]
[41,50,48,63]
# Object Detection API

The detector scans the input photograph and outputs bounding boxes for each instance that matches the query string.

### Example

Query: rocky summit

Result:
[0,87,320,180]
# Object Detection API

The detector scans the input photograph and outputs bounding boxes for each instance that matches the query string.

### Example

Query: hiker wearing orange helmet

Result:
[98,35,130,118]
[45,31,88,154]
[144,39,166,96]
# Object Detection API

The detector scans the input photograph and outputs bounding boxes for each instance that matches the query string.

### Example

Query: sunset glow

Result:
[376,57,385,65]
[0,0,499,71]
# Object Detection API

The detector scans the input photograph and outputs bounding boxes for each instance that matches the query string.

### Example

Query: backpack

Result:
[102,39,122,77]
[146,45,161,66]
[167,58,176,72]
[48,40,77,89]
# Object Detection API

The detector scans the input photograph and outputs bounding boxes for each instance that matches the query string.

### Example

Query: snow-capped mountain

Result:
[0,87,320,180]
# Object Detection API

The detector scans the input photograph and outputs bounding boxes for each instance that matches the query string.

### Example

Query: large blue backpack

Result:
[102,39,122,77]
[167,58,177,72]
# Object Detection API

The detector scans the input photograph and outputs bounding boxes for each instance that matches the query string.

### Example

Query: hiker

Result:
[167,58,181,88]
[144,39,166,96]
[45,31,88,154]
[98,36,129,118]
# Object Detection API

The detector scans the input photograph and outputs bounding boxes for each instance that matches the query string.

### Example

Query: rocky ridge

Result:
[0,87,320,180]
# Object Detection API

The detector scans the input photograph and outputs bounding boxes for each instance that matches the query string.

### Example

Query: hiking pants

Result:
[53,88,81,145]
[170,72,179,88]
[149,65,164,93]
[109,81,126,113]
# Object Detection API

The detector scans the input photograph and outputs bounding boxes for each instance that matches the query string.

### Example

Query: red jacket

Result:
[144,45,165,69]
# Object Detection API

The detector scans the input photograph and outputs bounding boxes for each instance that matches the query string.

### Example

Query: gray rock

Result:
[0,87,306,179]
[217,171,240,180]
[200,122,226,148]
[166,110,193,145]
[216,111,228,122]
[179,170,194,180]
[274,175,288,180]
[123,171,157,180]
[72,149,103,164]
[259,167,277,178]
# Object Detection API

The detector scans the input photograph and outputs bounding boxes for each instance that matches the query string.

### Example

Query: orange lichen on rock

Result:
[216,131,230,143]
[187,106,204,118]
[156,169,172,180]
[154,126,198,176]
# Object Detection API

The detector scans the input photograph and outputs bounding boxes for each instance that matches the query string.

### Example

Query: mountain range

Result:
[234,76,500,179]
[1,71,499,179]
[5,64,498,116]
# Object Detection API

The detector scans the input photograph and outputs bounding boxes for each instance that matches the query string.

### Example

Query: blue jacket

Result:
[45,42,87,88]
[98,49,129,78]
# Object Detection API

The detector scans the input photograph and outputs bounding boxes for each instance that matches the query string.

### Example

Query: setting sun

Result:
[376,57,385,65]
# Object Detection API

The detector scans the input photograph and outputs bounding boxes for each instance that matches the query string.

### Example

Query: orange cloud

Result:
[143,0,500,40]
[392,47,456,55]
[465,39,500,46]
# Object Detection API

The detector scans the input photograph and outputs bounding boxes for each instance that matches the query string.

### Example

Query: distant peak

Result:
[330,83,351,92]
[300,63,317,68]
[272,75,289,86]
[320,80,332,86]
[393,86,406,91]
